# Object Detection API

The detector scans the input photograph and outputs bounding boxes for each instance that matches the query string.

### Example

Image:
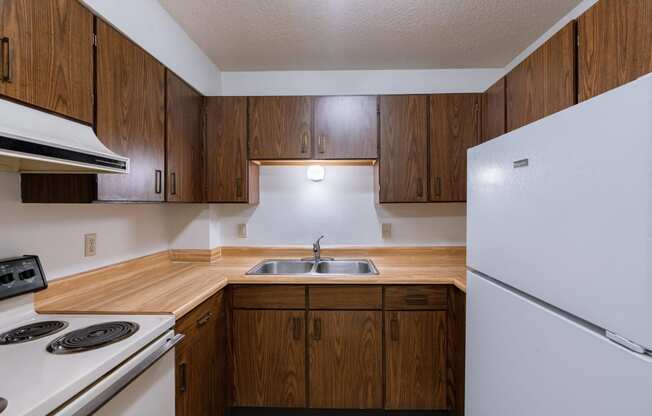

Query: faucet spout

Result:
[313,235,324,263]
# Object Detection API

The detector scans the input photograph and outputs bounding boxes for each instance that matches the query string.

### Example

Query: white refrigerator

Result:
[466,73,652,415]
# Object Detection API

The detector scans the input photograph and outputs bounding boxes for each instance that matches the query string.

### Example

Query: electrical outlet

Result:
[237,224,247,238]
[84,233,97,257]
[381,223,392,239]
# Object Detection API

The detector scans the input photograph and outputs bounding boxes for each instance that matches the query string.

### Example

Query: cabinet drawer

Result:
[384,286,448,310]
[232,285,306,309]
[175,291,222,347]
[309,286,382,309]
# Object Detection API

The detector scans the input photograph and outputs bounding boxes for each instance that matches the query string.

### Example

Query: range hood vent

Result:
[0,98,129,174]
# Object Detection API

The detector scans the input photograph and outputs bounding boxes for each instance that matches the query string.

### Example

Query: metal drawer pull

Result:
[1,37,11,83]
[434,177,442,197]
[179,361,187,393]
[292,317,301,340]
[513,158,529,168]
[390,316,399,341]
[196,312,212,327]
[155,170,162,194]
[235,177,243,198]
[318,135,326,154]
[170,172,177,195]
[313,318,321,341]
[416,178,424,198]
[404,294,428,305]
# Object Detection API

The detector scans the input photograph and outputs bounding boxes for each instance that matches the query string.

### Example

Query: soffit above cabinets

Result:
[158,0,583,71]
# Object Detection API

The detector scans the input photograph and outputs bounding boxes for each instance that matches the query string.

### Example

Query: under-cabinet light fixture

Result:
[306,165,325,182]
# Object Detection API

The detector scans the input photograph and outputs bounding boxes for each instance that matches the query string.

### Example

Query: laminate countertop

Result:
[35,247,466,319]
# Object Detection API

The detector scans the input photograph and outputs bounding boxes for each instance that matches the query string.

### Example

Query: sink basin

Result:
[315,260,378,275]
[247,260,315,275]
[245,259,379,276]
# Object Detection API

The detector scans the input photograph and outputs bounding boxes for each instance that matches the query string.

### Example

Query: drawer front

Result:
[175,291,222,347]
[384,286,448,310]
[309,286,382,310]
[232,285,306,309]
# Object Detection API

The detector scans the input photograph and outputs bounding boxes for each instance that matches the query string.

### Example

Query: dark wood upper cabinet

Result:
[578,0,652,101]
[385,311,448,410]
[506,22,576,132]
[0,0,93,123]
[481,77,506,142]
[429,94,480,202]
[308,311,383,409]
[378,95,429,203]
[166,70,204,202]
[248,96,312,159]
[205,96,259,203]
[95,19,165,202]
[314,96,378,159]
[175,292,225,416]
[232,309,306,407]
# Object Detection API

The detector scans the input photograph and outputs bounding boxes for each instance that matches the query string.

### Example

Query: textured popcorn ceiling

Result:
[158,0,582,71]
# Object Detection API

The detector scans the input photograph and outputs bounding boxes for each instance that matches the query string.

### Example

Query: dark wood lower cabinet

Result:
[308,311,383,409]
[385,311,448,410]
[232,309,306,407]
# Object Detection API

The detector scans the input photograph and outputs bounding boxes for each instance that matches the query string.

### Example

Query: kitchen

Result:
[0,0,650,415]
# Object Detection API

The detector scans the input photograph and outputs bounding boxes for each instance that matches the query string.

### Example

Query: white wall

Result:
[81,0,222,95]
[221,68,503,96]
[214,166,466,247]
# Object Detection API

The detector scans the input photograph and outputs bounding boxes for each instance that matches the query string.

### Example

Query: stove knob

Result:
[0,273,14,285]
[19,269,36,280]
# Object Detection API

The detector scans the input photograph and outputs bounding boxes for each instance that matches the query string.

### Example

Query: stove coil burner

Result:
[0,321,69,345]
[47,321,139,354]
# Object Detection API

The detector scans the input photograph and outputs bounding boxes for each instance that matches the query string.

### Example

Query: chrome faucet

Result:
[313,235,324,263]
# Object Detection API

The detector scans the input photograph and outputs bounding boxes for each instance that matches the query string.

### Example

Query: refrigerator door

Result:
[467,74,652,350]
[466,271,652,416]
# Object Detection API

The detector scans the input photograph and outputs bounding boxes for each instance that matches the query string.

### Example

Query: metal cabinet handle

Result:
[1,37,10,83]
[416,178,424,198]
[434,177,442,197]
[170,172,176,196]
[292,317,301,340]
[196,312,212,327]
[404,294,428,305]
[475,101,481,143]
[178,362,187,393]
[318,135,326,154]
[312,318,321,341]
[301,133,309,153]
[390,315,399,341]
[235,177,243,199]
[155,170,162,194]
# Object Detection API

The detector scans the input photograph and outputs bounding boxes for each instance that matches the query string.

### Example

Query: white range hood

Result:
[0,98,129,173]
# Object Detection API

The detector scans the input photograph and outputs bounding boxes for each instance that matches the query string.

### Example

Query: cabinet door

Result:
[0,0,93,123]
[429,94,480,202]
[314,96,378,159]
[95,20,165,202]
[232,310,306,407]
[175,293,224,416]
[308,311,382,409]
[506,22,576,131]
[378,95,428,202]
[481,77,506,142]
[205,96,259,203]
[248,96,312,159]
[385,311,448,410]
[578,0,652,101]
[166,70,204,202]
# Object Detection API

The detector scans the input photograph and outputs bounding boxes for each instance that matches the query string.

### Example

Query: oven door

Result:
[54,330,183,416]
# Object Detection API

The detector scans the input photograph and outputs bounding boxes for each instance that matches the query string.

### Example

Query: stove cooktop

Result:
[47,321,139,354]
[0,320,68,345]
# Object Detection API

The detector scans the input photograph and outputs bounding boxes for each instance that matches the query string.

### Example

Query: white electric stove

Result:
[0,256,181,416]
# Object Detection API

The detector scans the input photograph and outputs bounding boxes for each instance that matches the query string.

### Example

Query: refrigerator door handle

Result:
[605,331,647,355]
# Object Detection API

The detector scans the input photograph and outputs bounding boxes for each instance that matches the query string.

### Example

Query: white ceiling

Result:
[158,0,582,71]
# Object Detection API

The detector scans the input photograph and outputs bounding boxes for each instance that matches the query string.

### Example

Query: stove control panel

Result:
[0,255,47,301]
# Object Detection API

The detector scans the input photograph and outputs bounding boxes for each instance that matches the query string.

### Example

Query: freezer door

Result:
[467,74,652,350]
[466,271,652,416]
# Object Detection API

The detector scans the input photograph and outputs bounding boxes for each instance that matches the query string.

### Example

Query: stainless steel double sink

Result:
[246,259,379,276]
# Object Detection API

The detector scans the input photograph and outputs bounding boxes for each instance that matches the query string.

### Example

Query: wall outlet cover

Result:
[381,223,392,239]
[84,233,97,257]
[237,224,247,238]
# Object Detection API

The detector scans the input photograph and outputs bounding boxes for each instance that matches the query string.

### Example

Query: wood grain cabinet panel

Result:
[385,311,448,410]
[175,292,225,416]
[232,285,306,309]
[481,77,506,142]
[205,96,259,203]
[429,93,481,202]
[578,0,652,101]
[506,22,576,131]
[0,0,93,123]
[308,311,383,409]
[232,310,306,407]
[248,96,312,159]
[95,20,165,202]
[378,95,429,202]
[314,96,378,159]
[166,70,204,202]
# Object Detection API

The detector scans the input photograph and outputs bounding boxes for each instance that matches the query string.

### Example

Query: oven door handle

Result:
[55,330,184,416]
